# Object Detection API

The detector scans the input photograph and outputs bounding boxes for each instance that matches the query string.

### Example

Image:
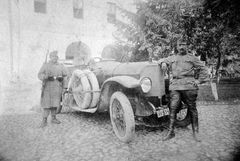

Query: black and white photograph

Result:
[0,0,240,161]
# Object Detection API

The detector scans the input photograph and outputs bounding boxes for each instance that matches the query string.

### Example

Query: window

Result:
[34,0,46,14]
[107,2,116,24]
[73,0,84,19]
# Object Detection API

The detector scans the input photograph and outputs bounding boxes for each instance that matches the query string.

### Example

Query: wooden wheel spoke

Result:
[72,86,84,93]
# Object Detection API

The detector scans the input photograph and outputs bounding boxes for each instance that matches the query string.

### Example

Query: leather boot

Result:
[162,109,176,141]
[51,116,61,124]
[40,117,47,128]
[191,111,201,142]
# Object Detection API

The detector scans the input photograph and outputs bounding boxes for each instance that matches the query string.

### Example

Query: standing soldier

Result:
[158,38,209,142]
[38,51,68,128]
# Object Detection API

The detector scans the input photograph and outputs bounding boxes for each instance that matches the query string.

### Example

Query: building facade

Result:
[0,0,136,85]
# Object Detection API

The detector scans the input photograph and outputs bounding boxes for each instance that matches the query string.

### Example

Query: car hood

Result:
[112,61,158,79]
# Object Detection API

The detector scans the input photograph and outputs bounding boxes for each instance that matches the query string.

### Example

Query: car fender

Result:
[105,76,140,88]
[97,76,154,116]
[97,76,140,112]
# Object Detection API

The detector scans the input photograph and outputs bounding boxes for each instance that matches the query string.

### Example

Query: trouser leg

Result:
[183,90,201,142]
[50,107,61,124]
[42,108,50,117]
[162,90,181,141]
[40,108,50,127]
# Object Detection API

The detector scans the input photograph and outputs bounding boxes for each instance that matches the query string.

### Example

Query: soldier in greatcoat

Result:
[158,38,209,142]
[38,51,68,127]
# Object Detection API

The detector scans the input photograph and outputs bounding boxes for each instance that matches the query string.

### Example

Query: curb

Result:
[197,100,240,105]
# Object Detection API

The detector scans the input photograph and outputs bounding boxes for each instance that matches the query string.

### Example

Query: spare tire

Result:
[83,69,100,108]
[69,69,92,109]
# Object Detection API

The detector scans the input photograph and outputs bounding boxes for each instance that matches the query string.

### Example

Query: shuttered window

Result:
[34,0,46,14]
[107,2,116,24]
[73,0,84,19]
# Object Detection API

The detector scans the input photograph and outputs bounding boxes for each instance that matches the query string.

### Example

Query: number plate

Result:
[157,108,170,118]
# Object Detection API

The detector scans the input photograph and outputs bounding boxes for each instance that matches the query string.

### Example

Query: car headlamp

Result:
[139,77,152,93]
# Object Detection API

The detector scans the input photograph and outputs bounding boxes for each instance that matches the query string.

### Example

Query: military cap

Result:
[49,51,58,57]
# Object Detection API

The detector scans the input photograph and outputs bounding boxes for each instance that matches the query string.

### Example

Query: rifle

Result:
[40,43,50,104]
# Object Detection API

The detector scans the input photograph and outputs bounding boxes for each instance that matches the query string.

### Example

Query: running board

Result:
[70,105,98,113]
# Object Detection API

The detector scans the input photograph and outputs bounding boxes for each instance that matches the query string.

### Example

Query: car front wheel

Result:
[110,92,135,143]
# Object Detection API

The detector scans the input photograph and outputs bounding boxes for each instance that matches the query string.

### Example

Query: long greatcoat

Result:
[38,61,68,109]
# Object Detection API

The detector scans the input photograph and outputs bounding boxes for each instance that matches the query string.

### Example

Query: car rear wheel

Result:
[110,92,135,143]
[175,102,191,127]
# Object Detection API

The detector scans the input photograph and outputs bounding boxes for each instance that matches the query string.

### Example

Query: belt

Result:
[172,75,193,79]
[47,76,63,82]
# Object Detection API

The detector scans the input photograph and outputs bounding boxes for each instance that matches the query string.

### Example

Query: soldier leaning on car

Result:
[38,51,68,128]
[158,38,209,142]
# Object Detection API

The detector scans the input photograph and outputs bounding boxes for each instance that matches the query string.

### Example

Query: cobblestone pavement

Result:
[0,83,240,161]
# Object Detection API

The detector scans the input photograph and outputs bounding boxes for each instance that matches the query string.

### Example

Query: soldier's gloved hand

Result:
[161,63,167,70]
[57,76,63,82]
[158,60,167,70]
[194,80,200,86]
[43,75,48,80]
[47,76,54,81]
[187,80,200,86]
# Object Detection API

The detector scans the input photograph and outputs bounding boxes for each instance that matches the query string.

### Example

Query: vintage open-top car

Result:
[60,57,191,142]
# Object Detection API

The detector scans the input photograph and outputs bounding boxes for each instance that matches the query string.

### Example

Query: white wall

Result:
[0,0,136,85]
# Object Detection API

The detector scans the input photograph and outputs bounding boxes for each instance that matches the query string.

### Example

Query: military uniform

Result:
[159,54,209,90]
[158,52,209,142]
[38,51,68,127]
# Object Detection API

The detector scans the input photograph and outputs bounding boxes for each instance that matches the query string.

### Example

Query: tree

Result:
[203,0,240,35]
[115,0,240,71]
[114,0,198,61]
[182,0,240,71]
